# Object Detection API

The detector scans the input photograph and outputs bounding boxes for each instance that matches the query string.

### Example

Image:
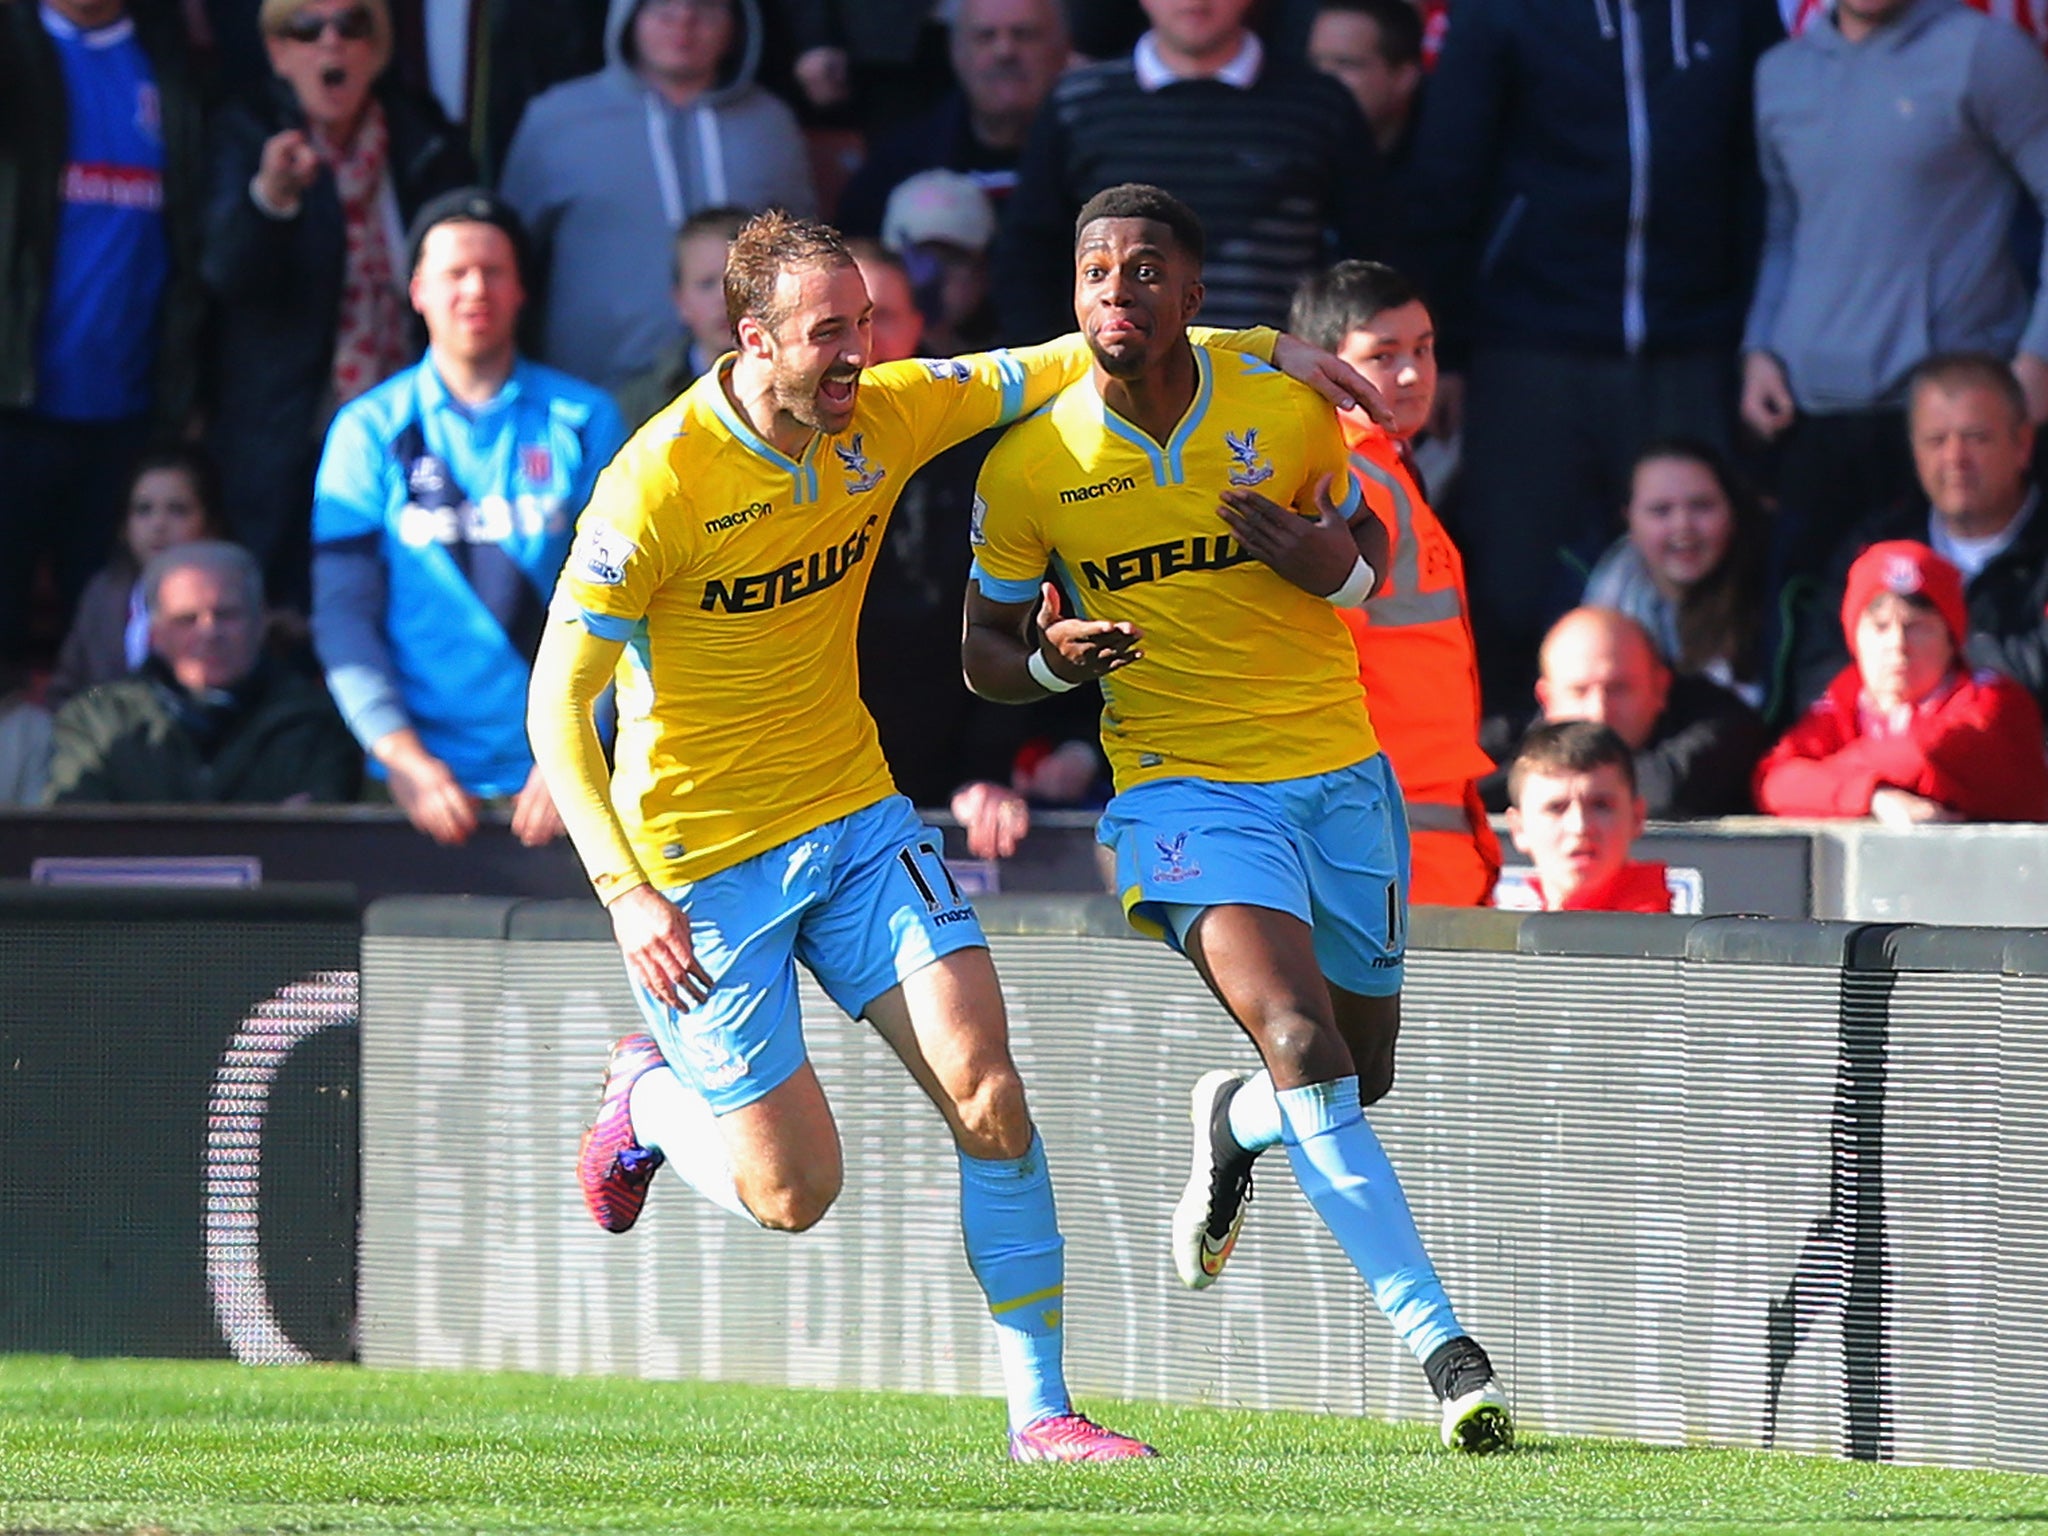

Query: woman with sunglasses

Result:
[200,0,473,615]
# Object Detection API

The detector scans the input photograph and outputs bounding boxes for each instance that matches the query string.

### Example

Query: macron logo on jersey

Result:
[1080,534,1253,593]
[700,514,879,614]
[1058,474,1137,505]
[704,501,773,534]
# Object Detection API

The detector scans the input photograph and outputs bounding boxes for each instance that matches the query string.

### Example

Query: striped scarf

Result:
[322,100,407,405]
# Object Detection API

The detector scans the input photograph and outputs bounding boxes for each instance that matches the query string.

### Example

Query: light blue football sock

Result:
[958,1130,1070,1431]
[1225,1069,1284,1155]
[1278,1076,1464,1364]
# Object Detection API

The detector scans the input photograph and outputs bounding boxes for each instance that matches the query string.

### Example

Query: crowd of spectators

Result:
[5,0,2048,890]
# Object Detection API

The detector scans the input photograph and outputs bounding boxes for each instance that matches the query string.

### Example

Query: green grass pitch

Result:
[3,1355,2045,1535]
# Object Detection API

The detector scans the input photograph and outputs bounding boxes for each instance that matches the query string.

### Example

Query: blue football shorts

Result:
[1096,753,1410,997]
[630,795,987,1113]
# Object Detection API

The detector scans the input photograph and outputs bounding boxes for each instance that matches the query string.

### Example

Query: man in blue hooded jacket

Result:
[1399,0,1783,713]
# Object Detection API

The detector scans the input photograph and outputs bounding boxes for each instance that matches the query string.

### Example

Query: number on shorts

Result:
[1385,879,1405,951]
[897,843,964,913]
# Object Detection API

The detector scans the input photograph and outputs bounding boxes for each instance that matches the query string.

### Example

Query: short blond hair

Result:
[259,0,392,70]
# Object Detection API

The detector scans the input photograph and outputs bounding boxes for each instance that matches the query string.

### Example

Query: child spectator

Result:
[47,445,225,709]
[1287,258,1499,905]
[1755,541,2048,824]
[1501,720,1675,913]
[614,206,749,432]
[1582,440,1778,716]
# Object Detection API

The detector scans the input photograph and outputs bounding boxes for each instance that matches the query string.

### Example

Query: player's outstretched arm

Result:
[1218,473,1389,602]
[526,614,713,1008]
[912,330,1388,461]
[963,580,1144,704]
[1265,332,1394,426]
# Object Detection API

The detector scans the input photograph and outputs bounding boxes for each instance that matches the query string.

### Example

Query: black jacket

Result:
[995,53,1378,340]
[46,654,361,805]
[1791,490,2048,717]
[833,91,1021,239]
[1482,674,1771,819]
[1398,0,1781,365]
[0,4,207,425]
[200,79,473,576]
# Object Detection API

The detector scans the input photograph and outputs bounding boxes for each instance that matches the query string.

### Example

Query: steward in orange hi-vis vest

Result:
[1337,419,1500,904]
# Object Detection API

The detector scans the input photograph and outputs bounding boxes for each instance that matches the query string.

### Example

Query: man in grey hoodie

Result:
[499,0,816,390]
[1742,0,2048,590]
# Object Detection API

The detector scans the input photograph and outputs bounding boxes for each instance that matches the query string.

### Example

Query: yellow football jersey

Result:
[548,333,1276,892]
[972,344,1380,790]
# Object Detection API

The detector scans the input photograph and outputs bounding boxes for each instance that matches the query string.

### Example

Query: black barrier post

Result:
[1764,928,1895,1461]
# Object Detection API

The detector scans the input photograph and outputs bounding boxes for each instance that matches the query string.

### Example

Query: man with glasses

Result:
[499,0,816,390]
[202,0,472,611]
[45,541,359,804]
[0,0,206,669]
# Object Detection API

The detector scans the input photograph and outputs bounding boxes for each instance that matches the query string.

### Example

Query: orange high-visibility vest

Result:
[1338,420,1501,906]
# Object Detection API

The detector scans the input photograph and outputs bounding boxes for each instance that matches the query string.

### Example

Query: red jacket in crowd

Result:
[1754,666,2048,821]
[1519,861,1675,914]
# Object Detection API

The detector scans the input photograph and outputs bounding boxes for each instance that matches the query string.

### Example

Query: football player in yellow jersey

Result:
[964,185,1514,1454]
[526,209,1376,1463]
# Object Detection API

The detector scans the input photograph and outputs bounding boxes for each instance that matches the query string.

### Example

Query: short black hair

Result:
[1288,260,1426,352]
[1315,0,1425,68]
[1074,183,1205,264]
[405,186,533,288]
[1507,720,1638,804]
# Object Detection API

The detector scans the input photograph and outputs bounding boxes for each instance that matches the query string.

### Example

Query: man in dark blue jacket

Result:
[1400,0,1782,712]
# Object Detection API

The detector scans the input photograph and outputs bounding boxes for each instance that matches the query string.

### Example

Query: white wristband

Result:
[1026,648,1080,693]
[1326,554,1376,608]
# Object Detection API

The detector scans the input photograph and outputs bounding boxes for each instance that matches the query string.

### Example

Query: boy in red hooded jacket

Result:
[1756,540,2048,824]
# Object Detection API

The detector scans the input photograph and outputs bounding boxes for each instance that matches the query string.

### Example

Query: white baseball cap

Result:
[882,169,997,255]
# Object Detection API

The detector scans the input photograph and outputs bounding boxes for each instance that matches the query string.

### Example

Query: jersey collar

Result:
[704,359,824,505]
[40,4,136,46]
[1133,30,1262,91]
[1097,344,1214,488]
[417,355,528,420]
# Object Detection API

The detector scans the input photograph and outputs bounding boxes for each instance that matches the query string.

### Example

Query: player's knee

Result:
[1258,1007,1350,1084]
[743,1166,842,1232]
[951,1065,1032,1161]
